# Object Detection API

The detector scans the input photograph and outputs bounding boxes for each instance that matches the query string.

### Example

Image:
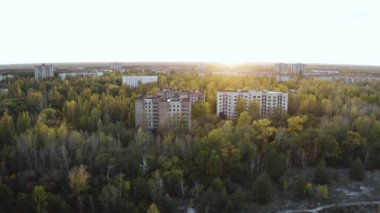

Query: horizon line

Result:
[1,61,380,68]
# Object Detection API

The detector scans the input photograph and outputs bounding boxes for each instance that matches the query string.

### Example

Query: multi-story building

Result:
[34,64,54,79]
[291,63,306,74]
[217,90,288,119]
[58,71,104,80]
[135,90,204,130]
[122,76,158,87]
[110,63,123,72]
[276,63,305,75]
[0,74,14,82]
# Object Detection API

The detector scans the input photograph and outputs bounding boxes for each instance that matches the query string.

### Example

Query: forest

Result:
[1,71,380,212]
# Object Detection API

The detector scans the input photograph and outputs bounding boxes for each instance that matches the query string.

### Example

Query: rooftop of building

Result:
[139,96,191,102]
[137,93,192,102]
[217,89,287,94]
[122,75,158,77]
[159,89,203,93]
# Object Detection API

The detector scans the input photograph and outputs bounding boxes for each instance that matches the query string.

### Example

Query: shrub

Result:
[292,176,312,199]
[292,176,307,199]
[313,161,329,184]
[316,185,328,200]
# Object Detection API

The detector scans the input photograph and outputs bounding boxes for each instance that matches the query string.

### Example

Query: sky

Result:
[0,0,379,65]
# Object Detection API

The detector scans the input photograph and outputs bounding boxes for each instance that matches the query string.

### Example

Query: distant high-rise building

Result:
[276,63,289,74]
[34,64,54,79]
[217,90,288,119]
[291,63,306,74]
[197,63,209,77]
[135,90,204,130]
[122,76,158,87]
[276,63,305,74]
[110,63,122,72]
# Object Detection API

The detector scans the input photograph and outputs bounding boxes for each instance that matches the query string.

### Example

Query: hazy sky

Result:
[1,0,379,65]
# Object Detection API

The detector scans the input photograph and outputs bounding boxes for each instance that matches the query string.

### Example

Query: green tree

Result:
[349,159,365,181]
[342,131,364,165]
[292,176,311,199]
[68,165,89,195]
[63,100,81,128]
[66,88,77,101]
[127,102,135,128]
[299,94,317,114]
[252,119,275,142]
[68,165,90,212]
[192,102,211,121]
[146,203,159,213]
[26,89,43,112]
[0,111,16,146]
[207,150,223,179]
[235,97,246,118]
[287,115,307,134]
[266,150,286,182]
[253,172,273,205]
[99,184,119,210]
[15,193,36,213]
[198,188,227,213]
[313,161,329,185]
[237,111,251,127]
[248,100,260,120]
[33,185,47,213]
[48,86,63,108]
[45,193,71,213]
[0,184,15,213]
[16,111,32,133]
[321,99,334,117]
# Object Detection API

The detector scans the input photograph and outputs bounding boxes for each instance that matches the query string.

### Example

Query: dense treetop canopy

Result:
[0,72,380,212]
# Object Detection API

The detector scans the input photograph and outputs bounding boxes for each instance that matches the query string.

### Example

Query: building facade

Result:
[110,63,123,72]
[135,90,204,131]
[58,71,104,80]
[217,90,288,119]
[0,74,14,82]
[276,63,305,75]
[122,76,158,87]
[34,64,54,79]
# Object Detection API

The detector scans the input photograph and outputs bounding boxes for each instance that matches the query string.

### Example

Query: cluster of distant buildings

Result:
[134,88,288,131]
[302,70,380,83]
[33,64,290,131]
[10,63,380,133]
[33,64,106,80]
[33,64,161,86]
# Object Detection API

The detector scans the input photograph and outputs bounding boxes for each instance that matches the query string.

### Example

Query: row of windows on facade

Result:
[221,101,285,105]
[221,106,284,112]
[219,96,282,100]
[219,102,286,107]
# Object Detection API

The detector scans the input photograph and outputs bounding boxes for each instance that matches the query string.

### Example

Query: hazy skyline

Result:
[1,0,379,65]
